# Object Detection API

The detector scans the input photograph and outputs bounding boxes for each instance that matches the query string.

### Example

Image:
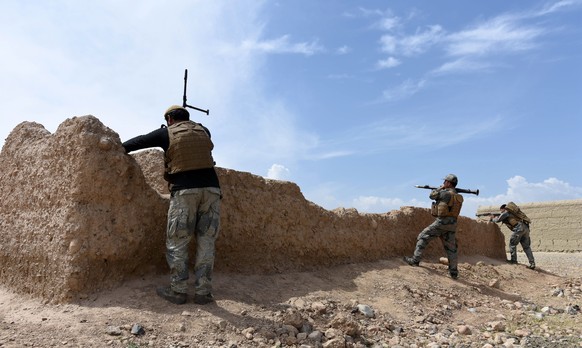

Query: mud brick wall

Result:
[0,116,506,303]
[477,200,582,252]
[0,117,169,303]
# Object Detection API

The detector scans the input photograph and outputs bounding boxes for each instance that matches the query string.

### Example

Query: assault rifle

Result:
[182,69,209,115]
[414,185,479,196]
[475,212,501,217]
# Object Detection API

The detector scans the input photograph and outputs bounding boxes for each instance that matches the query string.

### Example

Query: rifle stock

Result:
[414,185,479,196]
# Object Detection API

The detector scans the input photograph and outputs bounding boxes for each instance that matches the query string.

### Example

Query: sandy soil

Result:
[0,253,580,348]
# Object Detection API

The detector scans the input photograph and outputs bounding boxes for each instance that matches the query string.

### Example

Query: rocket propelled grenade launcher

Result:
[182,69,209,115]
[414,185,479,196]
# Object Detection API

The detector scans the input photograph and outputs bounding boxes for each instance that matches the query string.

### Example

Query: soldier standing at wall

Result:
[404,174,464,279]
[122,105,221,305]
[489,202,535,269]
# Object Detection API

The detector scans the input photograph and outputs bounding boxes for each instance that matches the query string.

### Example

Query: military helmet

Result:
[164,105,186,117]
[443,174,458,186]
[164,105,189,121]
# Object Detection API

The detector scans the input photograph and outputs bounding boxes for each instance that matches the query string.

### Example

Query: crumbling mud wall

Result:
[0,116,505,303]
[0,117,168,302]
[477,200,582,252]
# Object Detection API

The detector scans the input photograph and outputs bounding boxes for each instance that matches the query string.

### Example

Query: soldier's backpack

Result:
[505,201,531,224]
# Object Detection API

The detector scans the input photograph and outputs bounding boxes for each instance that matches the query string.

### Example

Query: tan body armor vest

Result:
[431,188,464,218]
[165,121,215,176]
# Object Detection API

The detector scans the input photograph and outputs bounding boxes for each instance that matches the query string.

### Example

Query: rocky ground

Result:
[0,252,580,348]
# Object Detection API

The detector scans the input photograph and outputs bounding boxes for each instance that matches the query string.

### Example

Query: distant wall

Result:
[477,200,582,252]
[0,116,506,303]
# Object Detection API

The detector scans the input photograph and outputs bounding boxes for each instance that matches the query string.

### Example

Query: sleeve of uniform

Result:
[429,189,450,202]
[122,127,169,153]
[492,211,509,223]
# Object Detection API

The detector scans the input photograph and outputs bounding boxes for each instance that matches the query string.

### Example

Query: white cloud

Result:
[372,3,571,77]
[351,7,386,18]
[308,150,354,160]
[536,0,582,16]
[463,176,582,217]
[379,35,397,53]
[380,78,427,102]
[266,164,291,180]
[380,25,444,56]
[445,15,543,57]
[336,45,351,55]
[431,58,492,75]
[504,175,582,201]
[400,25,445,56]
[241,35,324,56]
[376,56,401,69]
[346,7,401,31]
[378,16,400,31]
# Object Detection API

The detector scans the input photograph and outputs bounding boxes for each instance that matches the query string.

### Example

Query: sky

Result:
[1,1,581,217]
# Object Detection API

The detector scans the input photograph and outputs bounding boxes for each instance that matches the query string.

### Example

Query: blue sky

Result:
[1,1,581,217]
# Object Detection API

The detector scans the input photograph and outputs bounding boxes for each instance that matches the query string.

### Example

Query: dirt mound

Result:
[0,255,580,347]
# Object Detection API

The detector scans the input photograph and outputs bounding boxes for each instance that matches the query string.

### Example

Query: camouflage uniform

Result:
[405,178,462,279]
[167,187,221,295]
[412,215,458,275]
[493,210,535,267]
[122,105,221,304]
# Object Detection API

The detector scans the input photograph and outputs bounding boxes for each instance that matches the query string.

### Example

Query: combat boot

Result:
[527,262,536,270]
[193,293,214,305]
[506,259,517,265]
[403,256,419,266]
[156,286,187,305]
[449,269,459,280]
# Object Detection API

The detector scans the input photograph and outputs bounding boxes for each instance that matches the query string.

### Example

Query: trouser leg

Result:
[441,231,458,273]
[412,225,439,262]
[193,189,221,296]
[166,194,195,294]
[520,233,535,264]
[509,232,521,262]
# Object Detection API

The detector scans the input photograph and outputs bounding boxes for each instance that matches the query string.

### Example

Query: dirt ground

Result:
[0,252,580,348]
